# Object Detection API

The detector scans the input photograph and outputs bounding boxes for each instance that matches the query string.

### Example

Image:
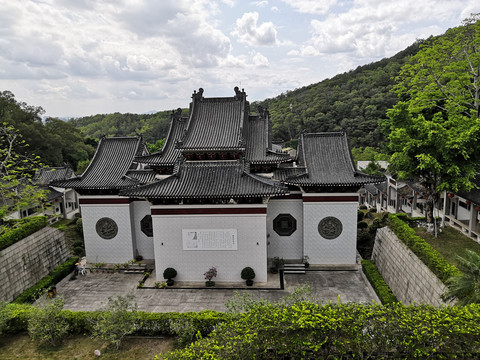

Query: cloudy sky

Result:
[1,0,477,118]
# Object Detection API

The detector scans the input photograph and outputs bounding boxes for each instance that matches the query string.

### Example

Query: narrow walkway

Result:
[54,269,379,313]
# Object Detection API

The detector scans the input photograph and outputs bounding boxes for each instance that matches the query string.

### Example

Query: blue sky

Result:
[0,0,477,117]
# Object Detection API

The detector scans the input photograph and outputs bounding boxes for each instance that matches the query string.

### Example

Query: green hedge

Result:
[4,301,480,358]
[161,302,480,359]
[0,216,47,251]
[387,213,461,283]
[13,257,79,304]
[361,259,398,305]
[2,303,230,337]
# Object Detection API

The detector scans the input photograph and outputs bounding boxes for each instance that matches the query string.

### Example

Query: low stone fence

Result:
[0,226,70,302]
[372,227,447,306]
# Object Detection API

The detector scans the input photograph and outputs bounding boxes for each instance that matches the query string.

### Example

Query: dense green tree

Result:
[91,292,139,349]
[27,297,70,346]
[443,250,480,305]
[384,19,480,229]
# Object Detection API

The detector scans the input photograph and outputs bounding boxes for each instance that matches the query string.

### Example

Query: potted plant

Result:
[269,257,285,274]
[163,267,177,286]
[204,266,217,287]
[241,266,255,286]
[303,255,310,269]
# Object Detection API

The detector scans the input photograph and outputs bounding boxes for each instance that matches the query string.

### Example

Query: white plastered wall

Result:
[152,205,268,283]
[131,200,155,259]
[81,199,135,263]
[303,194,358,265]
[266,198,303,260]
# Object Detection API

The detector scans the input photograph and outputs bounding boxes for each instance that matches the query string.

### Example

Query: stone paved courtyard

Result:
[53,268,379,312]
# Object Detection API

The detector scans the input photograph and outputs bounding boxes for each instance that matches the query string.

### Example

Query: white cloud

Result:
[252,52,269,67]
[301,0,468,59]
[281,0,337,14]
[232,12,279,46]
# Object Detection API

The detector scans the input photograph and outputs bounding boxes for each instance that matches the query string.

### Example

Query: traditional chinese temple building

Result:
[54,88,382,283]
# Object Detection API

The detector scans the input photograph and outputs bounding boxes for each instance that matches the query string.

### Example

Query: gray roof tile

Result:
[277,132,384,187]
[121,160,288,199]
[52,136,145,190]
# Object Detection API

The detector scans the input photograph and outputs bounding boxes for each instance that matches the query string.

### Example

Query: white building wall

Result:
[81,197,135,263]
[266,198,303,260]
[152,204,268,283]
[303,194,358,265]
[131,200,155,259]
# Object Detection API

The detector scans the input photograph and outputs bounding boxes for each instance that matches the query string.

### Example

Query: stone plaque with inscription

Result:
[318,216,343,240]
[96,217,118,240]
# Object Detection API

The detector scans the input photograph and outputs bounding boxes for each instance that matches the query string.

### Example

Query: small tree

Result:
[91,292,139,349]
[0,123,48,220]
[27,297,69,346]
[442,250,480,305]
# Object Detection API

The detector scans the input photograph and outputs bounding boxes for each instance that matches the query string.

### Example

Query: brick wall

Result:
[372,227,447,306]
[0,227,70,302]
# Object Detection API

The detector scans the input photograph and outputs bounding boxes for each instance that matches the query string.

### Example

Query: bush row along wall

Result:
[0,216,47,251]
[372,226,448,306]
[0,226,70,302]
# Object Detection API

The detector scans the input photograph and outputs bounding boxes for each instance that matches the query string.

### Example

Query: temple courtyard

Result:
[52,268,379,313]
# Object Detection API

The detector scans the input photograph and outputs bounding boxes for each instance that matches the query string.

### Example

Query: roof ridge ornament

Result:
[192,88,204,101]
[234,86,246,101]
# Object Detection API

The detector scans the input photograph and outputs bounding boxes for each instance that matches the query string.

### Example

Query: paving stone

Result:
[50,269,378,313]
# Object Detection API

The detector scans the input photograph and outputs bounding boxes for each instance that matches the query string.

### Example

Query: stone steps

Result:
[283,263,306,274]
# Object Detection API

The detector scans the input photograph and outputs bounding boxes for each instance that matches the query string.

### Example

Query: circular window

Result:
[140,215,153,237]
[96,217,118,239]
[318,216,342,240]
[273,214,297,236]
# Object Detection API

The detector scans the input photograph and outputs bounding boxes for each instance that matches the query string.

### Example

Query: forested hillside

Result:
[68,110,181,144]
[254,42,421,148]
[70,42,420,150]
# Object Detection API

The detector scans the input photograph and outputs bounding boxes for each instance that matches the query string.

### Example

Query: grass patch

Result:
[0,333,175,360]
[414,226,480,270]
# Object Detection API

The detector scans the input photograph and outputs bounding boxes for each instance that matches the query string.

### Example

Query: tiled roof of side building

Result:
[456,174,480,205]
[135,112,187,166]
[120,160,289,199]
[279,132,384,187]
[52,136,145,190]
[243,115,292,164]
[181,89,246,151]
[34,167,75,185]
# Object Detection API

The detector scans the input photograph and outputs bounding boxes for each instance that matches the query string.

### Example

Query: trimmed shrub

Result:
[357,221,368,230]
[0,216,47,251]
[387,213,461,283]
[357,210,364,221]
[361,260,398,304]
[240,267,255,281]
[163,267,177,280]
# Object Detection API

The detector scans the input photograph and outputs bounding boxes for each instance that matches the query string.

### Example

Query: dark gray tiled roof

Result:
[135,116,187,166]
[374,181,387,194]
[52,136,144,190]
[34,167,75,185]
[244,116,291,164]
[182,97,246,151]
[456,174,480,205]
[125,170,157,184]
[120,160,288,199]
[279,132,384,187]
[46,187,63,202]
[364,183,379,195]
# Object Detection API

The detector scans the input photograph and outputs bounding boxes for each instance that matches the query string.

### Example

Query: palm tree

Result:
[442,250,480,306]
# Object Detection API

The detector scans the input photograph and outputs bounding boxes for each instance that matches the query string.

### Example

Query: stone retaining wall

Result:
[372,227,447,306]
[0,227,70,302]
